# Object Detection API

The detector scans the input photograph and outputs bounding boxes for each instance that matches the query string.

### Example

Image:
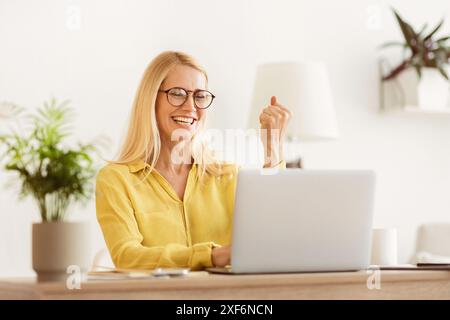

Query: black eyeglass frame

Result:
[158,87,216,109]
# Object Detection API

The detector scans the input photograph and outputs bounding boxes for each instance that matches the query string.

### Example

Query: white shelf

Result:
[383,106,450,115]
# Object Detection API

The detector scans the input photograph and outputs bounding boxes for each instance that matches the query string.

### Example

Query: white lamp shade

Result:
[249,62,338,141]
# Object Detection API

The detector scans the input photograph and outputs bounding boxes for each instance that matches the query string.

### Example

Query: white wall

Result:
[1,0,449,276]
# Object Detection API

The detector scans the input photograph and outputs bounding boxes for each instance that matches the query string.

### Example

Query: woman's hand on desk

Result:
[259,96,291,168]
[212,245,231,267]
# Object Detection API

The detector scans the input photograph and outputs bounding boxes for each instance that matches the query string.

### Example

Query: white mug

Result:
[371,228,398,266]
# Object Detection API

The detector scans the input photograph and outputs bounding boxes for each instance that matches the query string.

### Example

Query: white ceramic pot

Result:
[382,65,450,111]
[417,67,450,110]
[32,221,91,282]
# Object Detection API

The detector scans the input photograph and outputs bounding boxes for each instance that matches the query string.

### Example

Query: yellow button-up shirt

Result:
[95,161,238,270]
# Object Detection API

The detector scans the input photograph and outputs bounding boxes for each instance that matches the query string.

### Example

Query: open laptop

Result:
[207,169,375,274]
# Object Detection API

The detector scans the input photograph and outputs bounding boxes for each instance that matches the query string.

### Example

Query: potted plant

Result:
[380,8,450,111]
[0,98,97,281]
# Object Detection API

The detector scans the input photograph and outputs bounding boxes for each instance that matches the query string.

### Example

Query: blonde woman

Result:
[96,51,291,270]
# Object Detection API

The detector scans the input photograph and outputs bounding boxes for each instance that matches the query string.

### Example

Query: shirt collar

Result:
[127,159,199,174]
[127,160,149,173]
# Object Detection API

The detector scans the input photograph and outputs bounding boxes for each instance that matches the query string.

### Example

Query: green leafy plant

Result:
[0,98,97,222]
[381,8,450,81]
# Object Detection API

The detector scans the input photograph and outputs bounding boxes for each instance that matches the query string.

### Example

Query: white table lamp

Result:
[249,61,338,141]
[248,61,338,167]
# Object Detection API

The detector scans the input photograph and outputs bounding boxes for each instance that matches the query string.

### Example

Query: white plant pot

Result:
[32,221,91,282]
[382,66,450,111]
[417,68,450,110]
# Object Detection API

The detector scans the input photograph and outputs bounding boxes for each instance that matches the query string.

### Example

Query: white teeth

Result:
[173,116,195,125]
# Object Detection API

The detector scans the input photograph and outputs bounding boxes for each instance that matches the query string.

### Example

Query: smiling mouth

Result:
[172,116,197,126]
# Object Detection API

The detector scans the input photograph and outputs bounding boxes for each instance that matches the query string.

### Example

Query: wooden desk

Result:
[1,270,450,300]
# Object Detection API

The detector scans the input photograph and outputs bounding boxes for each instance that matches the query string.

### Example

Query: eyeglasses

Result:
[158,87,215,109]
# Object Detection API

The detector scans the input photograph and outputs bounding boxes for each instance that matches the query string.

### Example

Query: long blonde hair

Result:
[114,51,224,177]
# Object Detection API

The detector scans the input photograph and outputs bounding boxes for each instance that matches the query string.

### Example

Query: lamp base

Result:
[286,157,303,168]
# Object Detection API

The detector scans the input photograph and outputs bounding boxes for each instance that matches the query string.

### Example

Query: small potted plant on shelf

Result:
[380,8,450,111]
[0,98,98,282]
